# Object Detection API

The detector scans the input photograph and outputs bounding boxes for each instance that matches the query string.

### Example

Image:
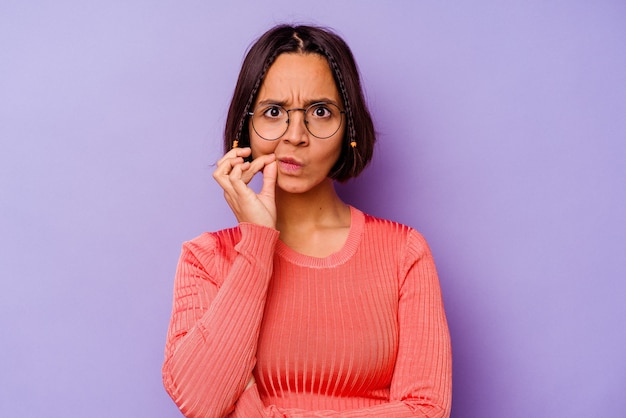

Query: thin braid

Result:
[234,51,281,146]
[325,51,362,172]
[326,53,355,142]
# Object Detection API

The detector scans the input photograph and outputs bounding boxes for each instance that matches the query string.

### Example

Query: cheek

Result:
[249,129,277,158]
[325,130,345,165]
[251,141,277,159]
[317,140,344,172]
[327,145,343,167]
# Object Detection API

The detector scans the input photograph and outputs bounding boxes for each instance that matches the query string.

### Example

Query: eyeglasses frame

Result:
[247,101,346,141]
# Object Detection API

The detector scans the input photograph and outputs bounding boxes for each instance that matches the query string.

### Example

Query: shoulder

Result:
[183,227,241,256]
[357,209,433,261]
[179,224,279,281]
[360,210,428,244]
[178,227,242,278]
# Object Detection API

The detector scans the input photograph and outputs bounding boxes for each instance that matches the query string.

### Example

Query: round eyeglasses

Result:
[248,102,345,141]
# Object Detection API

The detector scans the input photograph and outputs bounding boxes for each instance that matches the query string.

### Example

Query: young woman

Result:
[163,24,452,417]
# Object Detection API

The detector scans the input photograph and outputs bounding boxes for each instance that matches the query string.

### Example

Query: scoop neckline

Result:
[274,206,364,268]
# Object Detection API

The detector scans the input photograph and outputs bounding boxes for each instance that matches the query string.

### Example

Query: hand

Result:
[213,147,278,229]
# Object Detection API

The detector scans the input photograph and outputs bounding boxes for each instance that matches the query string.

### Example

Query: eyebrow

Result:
[256,97,341,108]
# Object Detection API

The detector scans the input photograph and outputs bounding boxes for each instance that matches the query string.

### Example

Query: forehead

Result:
[256,53,340,103]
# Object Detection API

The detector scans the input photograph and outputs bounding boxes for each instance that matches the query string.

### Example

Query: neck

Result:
[275,178,349,232]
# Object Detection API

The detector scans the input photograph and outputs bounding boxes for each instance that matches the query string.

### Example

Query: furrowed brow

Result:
[255,98,341,108]
[303,98,340,107]
[255,99,288,107]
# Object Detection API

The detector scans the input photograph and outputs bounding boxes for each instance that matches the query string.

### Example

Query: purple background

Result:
[1,1,625,417]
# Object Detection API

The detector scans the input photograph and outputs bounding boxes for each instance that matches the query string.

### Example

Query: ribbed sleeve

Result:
[162,223,280,418]
[163,208,452,417]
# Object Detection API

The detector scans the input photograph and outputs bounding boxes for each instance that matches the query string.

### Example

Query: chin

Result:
[276,175,329,196]
[277,181,309,194]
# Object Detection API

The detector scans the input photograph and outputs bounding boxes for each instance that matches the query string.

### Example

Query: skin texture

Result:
[213,53,350,257]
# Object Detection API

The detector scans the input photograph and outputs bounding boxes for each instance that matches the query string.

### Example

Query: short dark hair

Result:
[223,24,375,182]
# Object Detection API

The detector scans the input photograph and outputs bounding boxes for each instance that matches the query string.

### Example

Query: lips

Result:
[277,157,303,173]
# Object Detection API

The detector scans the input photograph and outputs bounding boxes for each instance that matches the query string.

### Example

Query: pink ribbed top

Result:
[163,207,452,417]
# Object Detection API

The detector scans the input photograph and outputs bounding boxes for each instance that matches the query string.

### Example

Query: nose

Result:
[282,109,309,145]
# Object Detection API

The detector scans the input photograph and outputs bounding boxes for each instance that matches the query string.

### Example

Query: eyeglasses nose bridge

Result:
[285,107,309,127]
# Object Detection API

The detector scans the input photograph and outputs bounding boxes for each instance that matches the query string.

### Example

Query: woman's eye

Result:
[263,106,283,118]
[311,105,331,118]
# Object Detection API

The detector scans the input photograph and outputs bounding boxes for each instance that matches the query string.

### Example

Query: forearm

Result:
[163,224,279,418]
[232,385,449,418]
